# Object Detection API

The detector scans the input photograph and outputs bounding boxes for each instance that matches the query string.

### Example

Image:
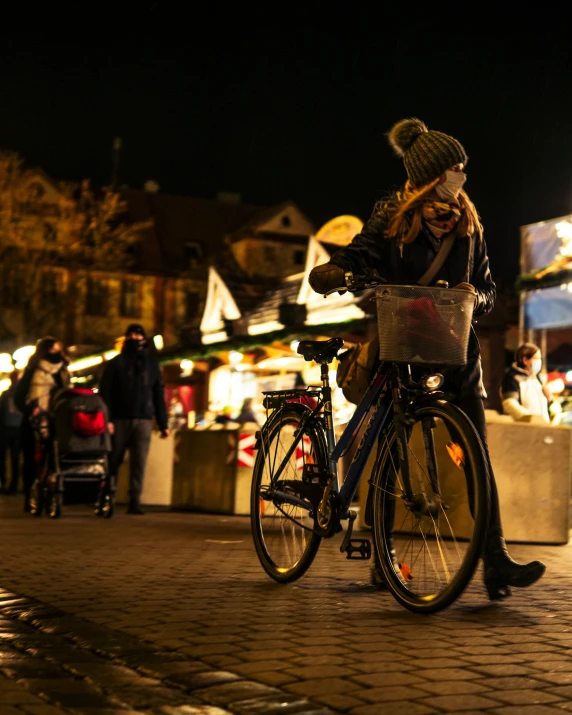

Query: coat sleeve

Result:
[98,361,114,420]
[471,235,496,316]
[500,370,530,420]
[329,212,393,280]
[152,362,168,431]
[27,369,52,412]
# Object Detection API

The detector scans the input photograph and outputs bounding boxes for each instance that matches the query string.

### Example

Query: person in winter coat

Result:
[501,343,550,423]
[0,371,23,494]
[236,398,259,427]
[309,117,545,601]
[98,324,169,515]
[16,337,70,510]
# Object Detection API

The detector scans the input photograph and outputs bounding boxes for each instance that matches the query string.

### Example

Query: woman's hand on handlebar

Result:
[454,282,476,293]
[309,263,346,295]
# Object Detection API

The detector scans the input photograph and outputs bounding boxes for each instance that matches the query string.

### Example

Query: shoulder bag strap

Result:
[417,234,456,287]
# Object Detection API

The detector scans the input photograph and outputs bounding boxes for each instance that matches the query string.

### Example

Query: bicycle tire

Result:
[371,399,489,613]
[251,403,327,583]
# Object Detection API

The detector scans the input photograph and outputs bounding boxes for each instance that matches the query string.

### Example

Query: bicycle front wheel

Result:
[371,400,489,613]
[251,403,327,583]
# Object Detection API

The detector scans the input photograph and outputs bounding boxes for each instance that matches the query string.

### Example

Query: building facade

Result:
[0,157,315,359]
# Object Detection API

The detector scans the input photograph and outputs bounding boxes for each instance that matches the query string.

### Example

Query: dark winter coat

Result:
[98,350,168,430]
[0,384,23,429]
[328,199,496,399]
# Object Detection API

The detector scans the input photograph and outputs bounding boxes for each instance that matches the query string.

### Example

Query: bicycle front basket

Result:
[376,284,474,366]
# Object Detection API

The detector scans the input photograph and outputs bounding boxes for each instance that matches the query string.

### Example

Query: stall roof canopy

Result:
[520,214,572,330]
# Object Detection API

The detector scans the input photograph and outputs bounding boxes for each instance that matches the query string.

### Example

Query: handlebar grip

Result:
[324,287,347,297]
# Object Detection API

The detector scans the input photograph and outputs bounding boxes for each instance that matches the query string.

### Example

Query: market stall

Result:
[519,213,572,413]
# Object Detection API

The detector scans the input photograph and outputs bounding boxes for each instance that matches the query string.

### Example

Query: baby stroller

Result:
[29,387,114,519]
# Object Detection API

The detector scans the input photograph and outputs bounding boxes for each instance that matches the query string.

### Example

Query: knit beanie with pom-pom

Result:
[387,118,468,187]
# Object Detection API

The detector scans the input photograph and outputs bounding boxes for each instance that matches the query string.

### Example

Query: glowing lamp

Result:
[229,351,244,365]
[13,345,36,365]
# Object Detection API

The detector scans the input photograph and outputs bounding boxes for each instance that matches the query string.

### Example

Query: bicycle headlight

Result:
[421,373,444,392]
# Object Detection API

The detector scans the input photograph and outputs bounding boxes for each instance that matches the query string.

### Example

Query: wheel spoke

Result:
[373,405,486,612]
[252,407,323,582]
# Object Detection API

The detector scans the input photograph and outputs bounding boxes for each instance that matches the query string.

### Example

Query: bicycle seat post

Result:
[320,362,330,389]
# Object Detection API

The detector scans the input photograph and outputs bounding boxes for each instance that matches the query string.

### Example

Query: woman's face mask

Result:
[531,356,542,375]
[435,170,467,203]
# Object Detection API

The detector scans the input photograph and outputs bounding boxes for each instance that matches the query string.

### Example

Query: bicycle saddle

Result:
[297,337,344,363]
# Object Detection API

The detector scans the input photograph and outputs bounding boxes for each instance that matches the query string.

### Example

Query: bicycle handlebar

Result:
[323,273,454,297]
[323,270,386,297]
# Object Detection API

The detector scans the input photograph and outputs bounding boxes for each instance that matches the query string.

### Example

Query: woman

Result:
[502,343,551,423]
[309,118,545,600]
[168,391,186,431]
[19,337,70,510]
[236,397,259,427]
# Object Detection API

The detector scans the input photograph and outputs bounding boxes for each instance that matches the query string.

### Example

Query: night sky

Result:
[3,6,571,288]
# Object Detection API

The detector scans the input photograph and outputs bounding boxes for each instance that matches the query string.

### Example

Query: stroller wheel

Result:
[29,483,44,517]
[47,493,62,519]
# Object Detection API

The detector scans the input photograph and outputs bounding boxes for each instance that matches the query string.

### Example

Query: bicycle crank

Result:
[313,479,342,537]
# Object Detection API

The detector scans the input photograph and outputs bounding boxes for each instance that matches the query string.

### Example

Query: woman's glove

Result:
[453,282,476,293]
[309,263,345,294]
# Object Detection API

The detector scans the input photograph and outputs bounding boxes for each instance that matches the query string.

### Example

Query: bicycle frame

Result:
[265,363,397,523]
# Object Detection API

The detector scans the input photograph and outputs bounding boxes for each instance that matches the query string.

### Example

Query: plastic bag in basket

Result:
[397,296,463,361]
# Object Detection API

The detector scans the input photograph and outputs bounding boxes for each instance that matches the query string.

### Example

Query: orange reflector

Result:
[399,562,413,581]
[446,442,465,468]
[260,499,265,516]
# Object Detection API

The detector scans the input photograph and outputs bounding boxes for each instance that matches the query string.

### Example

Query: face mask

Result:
[531,358,542,376]
[124,338,146,352]
[435,170,467,202]
[45,352,62,364]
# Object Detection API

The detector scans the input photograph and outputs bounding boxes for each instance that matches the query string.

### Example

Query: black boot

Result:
[370,562,387,589]
[126,501,145,515]
[483,531,545,601]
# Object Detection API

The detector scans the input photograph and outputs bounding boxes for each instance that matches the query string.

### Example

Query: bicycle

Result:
[250,274,490,613]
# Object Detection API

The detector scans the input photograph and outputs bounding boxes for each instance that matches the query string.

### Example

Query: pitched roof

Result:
[243,273,304,329]
[121,189,265,274]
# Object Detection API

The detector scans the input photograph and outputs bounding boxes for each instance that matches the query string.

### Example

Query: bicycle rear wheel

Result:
[251,403,327,583]
[371,400,489,613]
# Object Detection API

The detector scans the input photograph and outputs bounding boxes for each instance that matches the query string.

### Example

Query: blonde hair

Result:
[385,179,483,245]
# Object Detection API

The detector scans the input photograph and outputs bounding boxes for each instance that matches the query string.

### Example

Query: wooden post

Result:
[518,291,526,346]
[540,329,547,365]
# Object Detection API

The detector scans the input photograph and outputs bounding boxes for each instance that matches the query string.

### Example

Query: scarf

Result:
[422,200,461,239]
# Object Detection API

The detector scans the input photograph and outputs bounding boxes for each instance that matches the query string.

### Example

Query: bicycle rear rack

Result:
[262,389,321,410]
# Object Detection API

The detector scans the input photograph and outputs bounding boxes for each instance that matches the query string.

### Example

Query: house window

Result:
[184,242,203,267]
[120,279,140,318]
[3,267,21,307]
[185,291,200,320]
[293,249,305,266]
[86,277,108,316]
[27,182,46,201]
[43,222,57,242]
[41,271,61,303]
[281,215,291,227]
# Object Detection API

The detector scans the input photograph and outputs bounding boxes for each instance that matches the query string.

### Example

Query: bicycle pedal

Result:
[302,464,330,486]
[344,539,371,560]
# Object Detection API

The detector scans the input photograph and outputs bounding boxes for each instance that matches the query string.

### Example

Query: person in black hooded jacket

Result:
[309,118,545,601]
[99,324,169,514]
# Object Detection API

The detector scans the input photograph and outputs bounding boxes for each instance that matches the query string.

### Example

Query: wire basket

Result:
[376,284,475,366]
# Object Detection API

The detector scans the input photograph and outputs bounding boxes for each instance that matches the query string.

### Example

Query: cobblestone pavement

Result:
[1,495,572,715]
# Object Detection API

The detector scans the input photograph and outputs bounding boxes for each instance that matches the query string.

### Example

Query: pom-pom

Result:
[387,118,428,156]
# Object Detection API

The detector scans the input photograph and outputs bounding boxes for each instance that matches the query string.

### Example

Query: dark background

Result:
[2,5,571,288]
